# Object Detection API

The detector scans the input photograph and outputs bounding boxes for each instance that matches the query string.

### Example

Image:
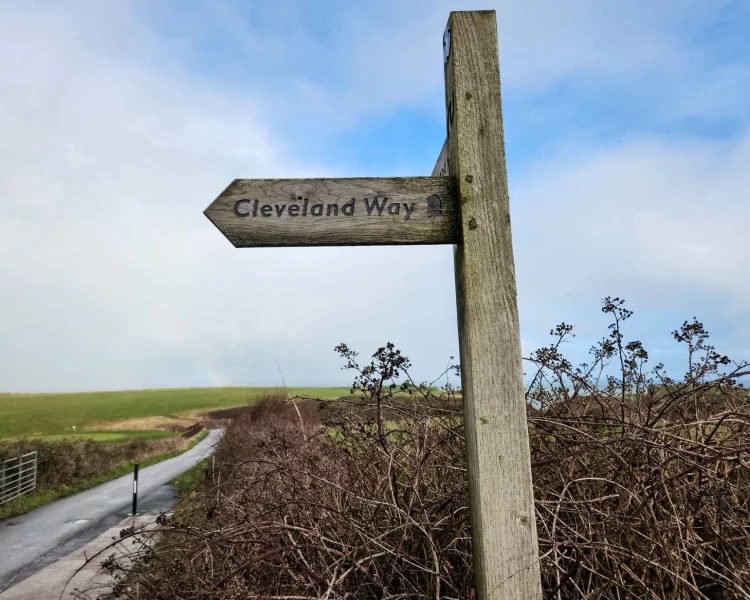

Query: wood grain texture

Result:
[204,177,458,247]
[444,11,542,599]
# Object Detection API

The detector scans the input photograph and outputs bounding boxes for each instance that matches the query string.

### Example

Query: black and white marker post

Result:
[132,463,139,516]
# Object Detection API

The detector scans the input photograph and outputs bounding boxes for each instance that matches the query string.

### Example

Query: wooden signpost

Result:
[205,10,542,600]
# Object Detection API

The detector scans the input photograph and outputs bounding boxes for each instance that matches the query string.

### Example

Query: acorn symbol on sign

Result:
[427,195,442,217]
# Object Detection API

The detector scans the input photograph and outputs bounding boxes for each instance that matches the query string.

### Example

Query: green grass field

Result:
[0,387,349,439]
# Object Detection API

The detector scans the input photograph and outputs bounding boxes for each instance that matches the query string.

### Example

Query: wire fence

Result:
[0,451,38,506]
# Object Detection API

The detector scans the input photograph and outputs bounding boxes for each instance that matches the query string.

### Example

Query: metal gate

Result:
[0,451,38,506]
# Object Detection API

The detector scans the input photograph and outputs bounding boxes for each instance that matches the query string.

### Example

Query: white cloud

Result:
[199,0,730,126]
[0,0,747,392]
[0,3,459,391]
[512,132,750,354]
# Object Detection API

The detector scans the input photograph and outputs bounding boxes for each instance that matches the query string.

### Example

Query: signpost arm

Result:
[443,11,542,599]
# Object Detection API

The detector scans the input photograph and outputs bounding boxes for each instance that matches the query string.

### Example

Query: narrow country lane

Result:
[0,429,223,591]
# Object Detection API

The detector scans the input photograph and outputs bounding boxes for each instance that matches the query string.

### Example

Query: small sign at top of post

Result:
[204,11,542,600]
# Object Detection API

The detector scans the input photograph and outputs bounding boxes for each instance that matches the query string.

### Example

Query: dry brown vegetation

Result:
[527,299,750,599]
[90,416,197,433]
[84,299,749,599]
[89,409,243,435]
[0,436,191,491]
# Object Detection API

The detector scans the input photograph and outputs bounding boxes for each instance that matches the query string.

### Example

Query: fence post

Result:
[31,451,37,493]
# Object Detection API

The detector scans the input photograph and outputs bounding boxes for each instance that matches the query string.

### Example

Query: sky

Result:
[0,0,748,393]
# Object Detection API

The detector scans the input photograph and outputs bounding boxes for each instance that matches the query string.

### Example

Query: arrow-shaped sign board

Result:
[204,177,458,248]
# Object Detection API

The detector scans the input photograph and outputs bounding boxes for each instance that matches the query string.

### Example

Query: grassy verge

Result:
[185,428,209,449]
[0,429,210,521]
[170,457,210,497]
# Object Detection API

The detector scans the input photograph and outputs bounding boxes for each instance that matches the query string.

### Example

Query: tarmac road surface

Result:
[0,428,223,592]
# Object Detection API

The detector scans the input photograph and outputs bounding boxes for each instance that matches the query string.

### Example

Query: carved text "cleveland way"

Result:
[233,197,417,220]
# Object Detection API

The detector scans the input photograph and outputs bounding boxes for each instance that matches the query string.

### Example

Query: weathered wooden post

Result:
[204,10,541,599]
[437,11,542,599]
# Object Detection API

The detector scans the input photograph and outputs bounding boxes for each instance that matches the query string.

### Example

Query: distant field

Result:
[0,387,349,439]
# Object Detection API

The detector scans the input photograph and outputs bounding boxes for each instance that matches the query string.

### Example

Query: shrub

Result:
[0,437,189,492]
[86,299,749,600]
[527,298,750,598]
